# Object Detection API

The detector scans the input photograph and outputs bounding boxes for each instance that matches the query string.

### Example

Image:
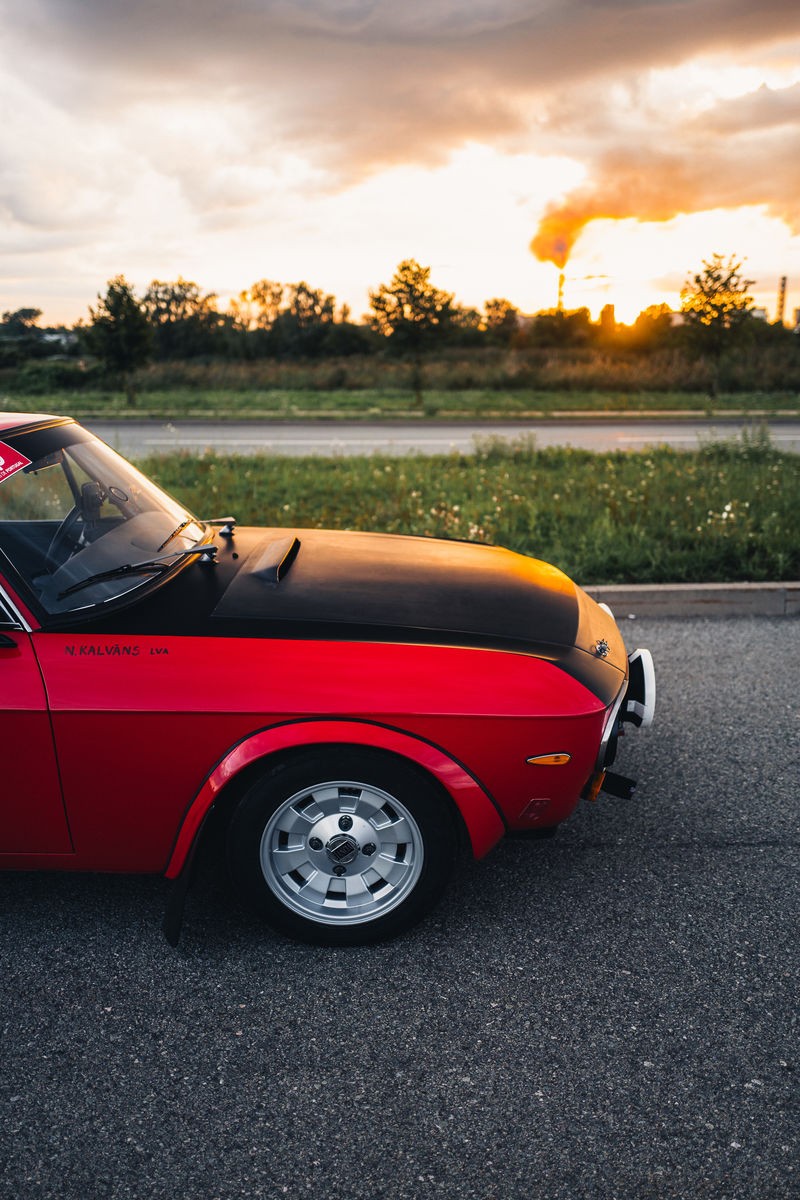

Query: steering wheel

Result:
[44,506,84,572]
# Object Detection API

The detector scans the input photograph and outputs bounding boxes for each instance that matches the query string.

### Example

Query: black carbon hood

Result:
[212,527,580,650]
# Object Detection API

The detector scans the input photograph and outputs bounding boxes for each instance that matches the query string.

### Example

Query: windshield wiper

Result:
[57,545,217,600]
[157,518,195,551]
[203,515,237,538]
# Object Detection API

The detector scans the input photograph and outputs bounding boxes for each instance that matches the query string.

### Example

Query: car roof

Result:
[0,412,69,434]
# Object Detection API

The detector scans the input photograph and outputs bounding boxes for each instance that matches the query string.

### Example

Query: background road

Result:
[1,616,797,1199]
[85,418,800,457]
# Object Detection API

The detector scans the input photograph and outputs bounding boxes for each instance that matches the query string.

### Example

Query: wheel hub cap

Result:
[325,832,360,866]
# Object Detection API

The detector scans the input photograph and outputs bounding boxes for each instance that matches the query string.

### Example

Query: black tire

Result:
[227,747,456,946]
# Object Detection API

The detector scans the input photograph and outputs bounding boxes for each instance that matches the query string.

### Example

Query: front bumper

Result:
[622,648,656,729]
[582,646,656,802]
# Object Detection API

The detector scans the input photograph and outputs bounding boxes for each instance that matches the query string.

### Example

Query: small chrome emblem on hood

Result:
[594,639,610,658]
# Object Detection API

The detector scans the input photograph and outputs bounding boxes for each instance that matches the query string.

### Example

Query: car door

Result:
[0,586,72,853]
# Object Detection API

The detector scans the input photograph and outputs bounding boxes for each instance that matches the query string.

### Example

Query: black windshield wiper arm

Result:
[157,518,195,552]
[57,545,217,600]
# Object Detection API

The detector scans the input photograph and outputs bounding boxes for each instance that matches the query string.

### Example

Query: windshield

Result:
[0,422,206,615]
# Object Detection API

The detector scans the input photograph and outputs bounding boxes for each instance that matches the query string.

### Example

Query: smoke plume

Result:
[532,86,800,269]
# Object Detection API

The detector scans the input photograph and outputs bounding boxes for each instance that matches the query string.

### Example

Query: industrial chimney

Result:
[777,276,787,325]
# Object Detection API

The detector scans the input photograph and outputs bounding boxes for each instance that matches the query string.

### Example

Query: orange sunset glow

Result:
[1,2,799,326]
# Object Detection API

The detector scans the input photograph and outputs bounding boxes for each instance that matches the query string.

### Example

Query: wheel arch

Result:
[164,719,507,880]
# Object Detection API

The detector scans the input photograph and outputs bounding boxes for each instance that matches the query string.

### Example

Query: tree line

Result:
[1,255,795,402]
[1,263,522,365]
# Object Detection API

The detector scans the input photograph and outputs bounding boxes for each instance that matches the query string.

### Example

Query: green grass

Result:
[4,386,798,421]
[138,430,800,585]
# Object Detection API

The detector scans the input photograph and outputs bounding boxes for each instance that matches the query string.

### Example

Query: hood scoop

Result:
[250,535,301,586]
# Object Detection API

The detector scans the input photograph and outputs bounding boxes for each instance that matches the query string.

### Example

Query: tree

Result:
[143,277,225,358]
[483,297,519,344]
[229,280,284,333]
[84,276,151,405]
[0,308,45,366]
[286,282,335,328]
[1,308,42,336]
[624,304,675,352]
[680,254,755,395]
[523,307,593,349]
[368,260,455,404]
[448,304,483,347]
[269,282,338,357]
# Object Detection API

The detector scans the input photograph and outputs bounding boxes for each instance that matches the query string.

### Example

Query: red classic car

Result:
[0,413,654,944]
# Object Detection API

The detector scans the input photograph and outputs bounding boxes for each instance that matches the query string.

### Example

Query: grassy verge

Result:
[4,387,799,421]
[139,431,799,585]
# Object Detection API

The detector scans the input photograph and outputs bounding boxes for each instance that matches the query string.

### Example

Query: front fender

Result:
[164,718,507,878]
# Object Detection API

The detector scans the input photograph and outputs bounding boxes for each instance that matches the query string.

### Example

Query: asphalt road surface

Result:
[85,418,800,457]
[1,617,797,1199]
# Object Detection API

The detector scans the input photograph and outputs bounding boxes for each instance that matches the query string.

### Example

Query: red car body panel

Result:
[2,625,604,872]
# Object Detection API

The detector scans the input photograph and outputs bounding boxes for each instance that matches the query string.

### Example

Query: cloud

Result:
[4,1,800,177]
[700,79,800,132]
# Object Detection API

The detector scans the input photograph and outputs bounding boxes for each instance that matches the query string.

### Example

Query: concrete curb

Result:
[584,581,800,618]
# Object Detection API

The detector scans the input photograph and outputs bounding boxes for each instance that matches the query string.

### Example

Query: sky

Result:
[1,0,800,327]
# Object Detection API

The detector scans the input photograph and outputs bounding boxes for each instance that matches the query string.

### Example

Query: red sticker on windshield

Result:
[0,442,32,483]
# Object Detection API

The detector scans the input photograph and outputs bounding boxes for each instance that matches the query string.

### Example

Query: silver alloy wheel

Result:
[259,778,425,925]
